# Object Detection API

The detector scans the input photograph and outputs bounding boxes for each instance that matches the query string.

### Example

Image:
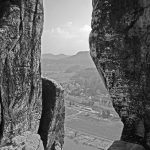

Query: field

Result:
[65,105,123,141]
[64,138,100,150]
[66,108,79,116]
[65,118,122,141]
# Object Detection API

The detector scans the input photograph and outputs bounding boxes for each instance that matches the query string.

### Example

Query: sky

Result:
[42,0,92,55]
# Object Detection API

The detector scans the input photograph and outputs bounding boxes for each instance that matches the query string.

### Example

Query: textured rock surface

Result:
[38,78,65,150]
[90,0,150,149]
[0,0,66,150]
[0,131,44,150]
[108,141,145,150]
[0,0,43,145]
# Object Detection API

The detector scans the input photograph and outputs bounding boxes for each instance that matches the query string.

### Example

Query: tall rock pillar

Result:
[0,0,43,144]
[90,0,150,149]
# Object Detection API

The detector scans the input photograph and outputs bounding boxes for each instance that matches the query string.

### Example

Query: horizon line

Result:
[41,50,89,55]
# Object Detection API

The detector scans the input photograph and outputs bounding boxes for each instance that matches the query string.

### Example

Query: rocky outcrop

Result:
[108,141,145,150]
[0,132,44,150]
[90,0,150,149]
[38,78,65,150]
[0,77,65,150]
[0,1,65,150]
[0,0,43,144]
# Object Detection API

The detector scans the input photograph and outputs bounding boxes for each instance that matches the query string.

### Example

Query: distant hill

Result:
[41,51,108,95]
[41,51,95,72]
[60,51,94,66]
[42,53,69,60]
[70,67,108,95]
[65,65,83,73]
[71,67,100,80]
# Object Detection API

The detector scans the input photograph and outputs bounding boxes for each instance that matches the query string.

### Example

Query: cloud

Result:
[46,23,91,40]
[42,31,90,54]
[66,21,73,27]
[56,27,77,39]
[80,25,91,33]
[46,26,76,39]
[42,22,91,54]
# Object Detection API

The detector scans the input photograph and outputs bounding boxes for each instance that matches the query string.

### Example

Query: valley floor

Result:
[64,104,123,150]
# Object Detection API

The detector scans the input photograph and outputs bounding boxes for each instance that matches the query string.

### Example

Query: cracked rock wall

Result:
[38,78,65,150]
[0,0,43,145]
[0,1,65,150]
[90,0,150,149]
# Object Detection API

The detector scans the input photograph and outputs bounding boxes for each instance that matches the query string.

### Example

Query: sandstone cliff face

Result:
[90,0,150,149]
[0,0,43,144]
[38,78,65,150]
[0,1,65,150]
[0,78,65,150]
[0,132,44,150]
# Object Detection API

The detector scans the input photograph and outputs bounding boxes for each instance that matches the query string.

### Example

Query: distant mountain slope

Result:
[60,51,94,66]
[71,67,108,95]
[42,53,69,60]
[41,51,95,72]
[41,51,107,95]
[71,67,100,79]
[65,65,83,73]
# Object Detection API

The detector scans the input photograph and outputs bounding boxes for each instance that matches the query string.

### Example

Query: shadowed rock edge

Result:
[90,0,150,149]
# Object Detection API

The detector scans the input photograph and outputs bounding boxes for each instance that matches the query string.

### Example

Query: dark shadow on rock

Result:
[38,78,56,149]
[0,90,4,142]
[108,140,145,150]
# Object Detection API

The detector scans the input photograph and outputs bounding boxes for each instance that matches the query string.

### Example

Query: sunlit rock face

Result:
[0,1,66,150]
[90,0,150,149]
[0,0,43,144]
[38,78,65,150]
[0,132,44,150]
